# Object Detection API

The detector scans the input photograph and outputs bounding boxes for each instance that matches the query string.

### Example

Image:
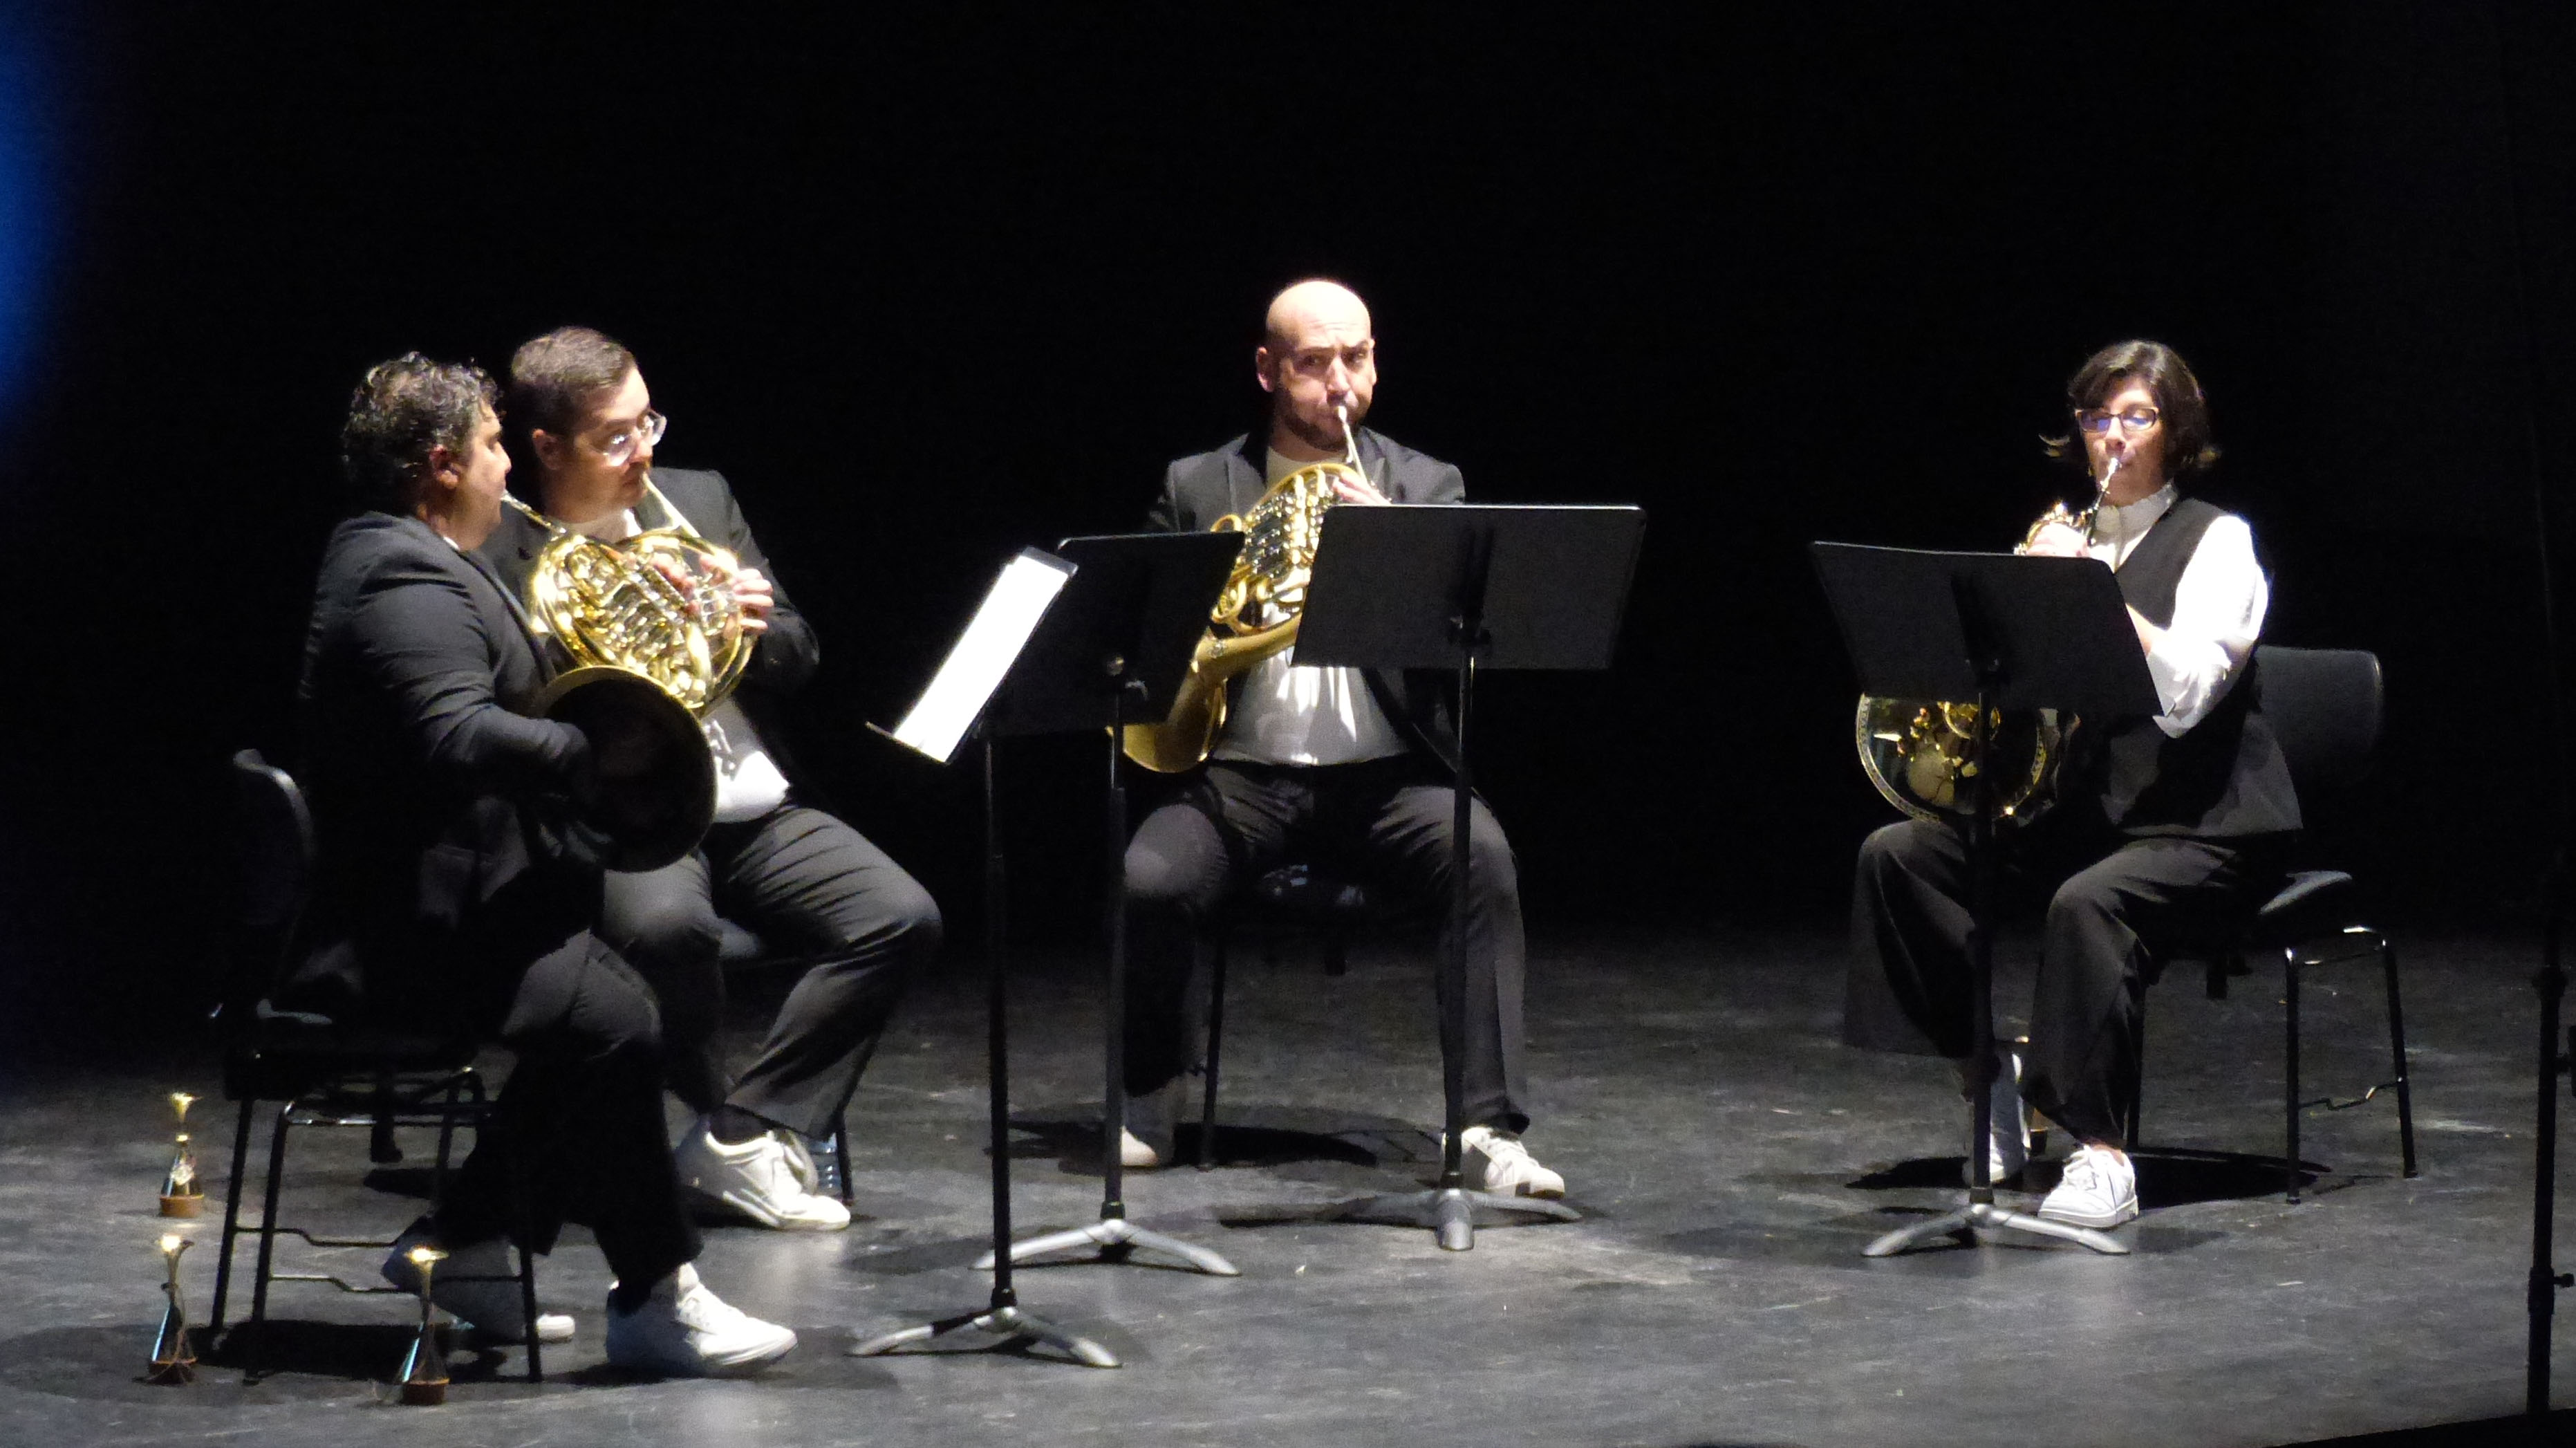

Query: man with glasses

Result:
[484,326,942,1233]
[1119,279,1565,1198]
[1846,339,2300,1232]
[301,354,796,1373]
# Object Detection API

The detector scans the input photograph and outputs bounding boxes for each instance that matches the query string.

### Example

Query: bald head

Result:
[1256,279,1379,460]
[1264,279,1371,349]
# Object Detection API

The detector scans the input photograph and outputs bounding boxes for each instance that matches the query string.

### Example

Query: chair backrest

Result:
[2252,646,2382,797]
[227,750,315,1019]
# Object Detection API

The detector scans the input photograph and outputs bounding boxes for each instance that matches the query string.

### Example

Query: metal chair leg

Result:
[2285,943,2304,1205]
[209,1095,257,1334]
[245,1101,295,1380]
[2381,938,2418,1178]
[1199,935,1229,1171]
[832,1108,854,1206]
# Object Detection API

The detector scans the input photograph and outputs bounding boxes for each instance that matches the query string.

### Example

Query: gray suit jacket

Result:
[1150,428,1465,773]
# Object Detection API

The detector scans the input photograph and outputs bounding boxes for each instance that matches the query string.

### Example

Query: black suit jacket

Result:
[1150,428,1465,773]
[295,512,597,1021]
[477,465,824,799]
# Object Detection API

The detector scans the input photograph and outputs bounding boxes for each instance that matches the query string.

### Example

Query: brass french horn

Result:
[507,479,749,869]
[1120,406,1360,772]
[1854,457,2119,826]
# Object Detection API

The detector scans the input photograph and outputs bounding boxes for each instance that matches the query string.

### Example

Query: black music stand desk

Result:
[1296,503,1645,1250]
[1811,541,2160,1259]
[975,530,1246,1279]
[850,532,1235,1366]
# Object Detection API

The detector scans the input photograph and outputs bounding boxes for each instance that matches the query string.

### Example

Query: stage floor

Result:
[1,921,2566,1447]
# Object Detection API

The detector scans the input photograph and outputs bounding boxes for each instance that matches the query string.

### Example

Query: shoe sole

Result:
[608,1330,797,1377]
[2037,1198,2140,1230]
[689,1186,848,1232]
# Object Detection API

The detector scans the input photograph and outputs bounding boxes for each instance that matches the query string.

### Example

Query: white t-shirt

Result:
[1207,449,1409,767]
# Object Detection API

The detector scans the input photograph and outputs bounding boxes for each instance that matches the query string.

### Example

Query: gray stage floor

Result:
[0,922,2565,1447]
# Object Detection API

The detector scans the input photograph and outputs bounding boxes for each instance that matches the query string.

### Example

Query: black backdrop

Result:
[3,6,2570,1052]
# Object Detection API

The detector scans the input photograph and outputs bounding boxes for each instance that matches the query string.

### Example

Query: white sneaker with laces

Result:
[1119,1128,1166,1169]
[604,1263,796,1377]
[1459,1125,1567,1199]
[2038,1144,2140,1229]
[674,1122,852,1231]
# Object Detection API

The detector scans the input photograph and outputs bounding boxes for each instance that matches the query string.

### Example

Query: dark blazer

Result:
[478,465,824,798]
[295,512,597,1021]
[1150,428,1466,773]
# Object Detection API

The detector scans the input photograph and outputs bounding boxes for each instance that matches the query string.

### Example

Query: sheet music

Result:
[886,548,1076,763]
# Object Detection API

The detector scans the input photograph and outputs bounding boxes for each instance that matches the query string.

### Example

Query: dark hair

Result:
[2041,339,2221,481]
[339,353,498,512]
[504,325,637,475]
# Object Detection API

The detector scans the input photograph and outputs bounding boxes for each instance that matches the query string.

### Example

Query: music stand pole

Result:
[1858,579,2126,1259]
[2530,889,2569,1413]
[976,663,1240,1277]
[1335,526,1580,1250]
[850,732,1120,1366]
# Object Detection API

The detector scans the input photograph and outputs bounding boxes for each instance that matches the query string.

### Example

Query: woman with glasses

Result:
[1844,339,2302,1233]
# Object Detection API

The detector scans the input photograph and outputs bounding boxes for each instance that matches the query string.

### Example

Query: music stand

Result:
[1293,503,1645,1250]
[848,535,1230,1364]
[1811,541,2161,1259]
[976,531,1245,1279]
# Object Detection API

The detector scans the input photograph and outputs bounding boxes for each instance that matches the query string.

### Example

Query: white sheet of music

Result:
[886,547,1076,763]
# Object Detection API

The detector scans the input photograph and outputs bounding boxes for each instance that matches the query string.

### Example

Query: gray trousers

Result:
[1848,815,2289,1145]
[1123,757,1530,1132]
[600,804,943,1140]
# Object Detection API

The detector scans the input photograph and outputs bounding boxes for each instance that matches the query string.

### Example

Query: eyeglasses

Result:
[2075,405,2160,435]
[588,408,668,467]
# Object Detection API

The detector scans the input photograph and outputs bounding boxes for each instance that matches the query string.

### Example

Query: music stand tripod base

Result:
[976,1218,1241,1277]
[1334,1185,1581,1252]
[1863,1199,2128,1258]
[850,1303,1119,1369]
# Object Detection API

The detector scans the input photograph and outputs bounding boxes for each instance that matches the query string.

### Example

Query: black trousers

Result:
[433,918,699,1292]
[599,804,942,1141]
[1847,815,2291,1146]
[1123,757,1530,1132]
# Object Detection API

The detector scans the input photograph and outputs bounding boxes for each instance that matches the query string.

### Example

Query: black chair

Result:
[207,750,541,1382]
[1195,863,1382,1169]
[2146,647,2418,1203]
[711,919,856,1204]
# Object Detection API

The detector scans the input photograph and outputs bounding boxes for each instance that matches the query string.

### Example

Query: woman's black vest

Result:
[2084,496,2302,839]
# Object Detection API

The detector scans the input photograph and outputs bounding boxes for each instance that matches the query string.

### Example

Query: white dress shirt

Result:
[1207,448,1409,767]
[2083,482,2268,739]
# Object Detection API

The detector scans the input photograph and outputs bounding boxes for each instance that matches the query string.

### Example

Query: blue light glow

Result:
[0,15,55,419]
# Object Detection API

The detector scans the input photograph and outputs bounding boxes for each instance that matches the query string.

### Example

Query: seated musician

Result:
[1121,279,1565,1197]
[1847,339,2300,1230]
[482,327,942,1233]
[298,355,794,1373]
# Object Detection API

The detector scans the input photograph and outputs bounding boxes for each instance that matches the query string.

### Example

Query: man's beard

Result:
[1280,400,1363,453]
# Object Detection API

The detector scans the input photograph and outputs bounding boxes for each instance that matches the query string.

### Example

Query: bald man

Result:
[1119,281,1562,1198]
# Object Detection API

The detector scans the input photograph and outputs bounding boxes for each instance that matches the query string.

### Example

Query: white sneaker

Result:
[604,1263,796,1377]
[382,1220,530,1343]
[1459,1125,1567,1199]
[674,1122,852,1231]
[1119,1128,1166,1169]
[2038,1144,2140,1229]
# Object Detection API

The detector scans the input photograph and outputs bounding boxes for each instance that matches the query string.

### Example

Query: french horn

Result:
[1120,406,1360,772]
[1854,456,2119,826]
[506,479,747,869]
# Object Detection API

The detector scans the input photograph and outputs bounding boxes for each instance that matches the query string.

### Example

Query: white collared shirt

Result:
[1206,449,1409,767]
[2083,482,2268,739]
